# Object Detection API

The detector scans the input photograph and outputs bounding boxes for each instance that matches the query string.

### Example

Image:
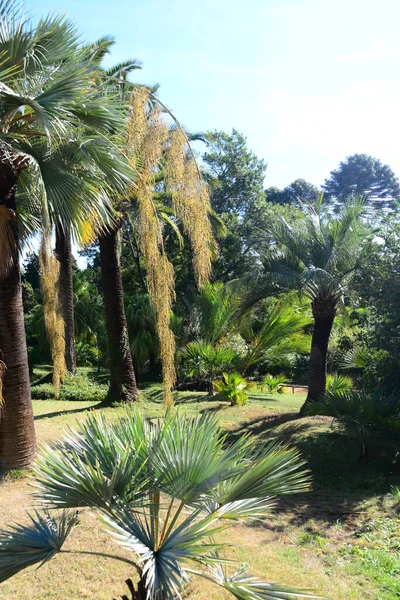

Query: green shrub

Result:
[179,340,239,393]
[31,372,107,402]
[214,371,253,406]
[260,373,286,394]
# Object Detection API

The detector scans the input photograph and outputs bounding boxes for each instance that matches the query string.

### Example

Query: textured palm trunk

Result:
[55,224,76,373]
[301,297,336,413]
[0,164,36,470]
[99,222,138,404]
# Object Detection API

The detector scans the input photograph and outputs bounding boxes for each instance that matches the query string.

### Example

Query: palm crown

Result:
[257,195,368,313]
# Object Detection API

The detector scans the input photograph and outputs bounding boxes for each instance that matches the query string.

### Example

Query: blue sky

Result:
[32,0,400,189]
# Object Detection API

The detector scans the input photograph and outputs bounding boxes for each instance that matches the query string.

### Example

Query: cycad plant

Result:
[250,195,367,409]
[0,410,316,600]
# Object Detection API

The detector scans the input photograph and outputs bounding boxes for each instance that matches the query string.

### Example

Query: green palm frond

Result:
[0,509,78,583]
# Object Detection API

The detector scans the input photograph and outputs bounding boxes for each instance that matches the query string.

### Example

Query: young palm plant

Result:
[0,410,317,600]
[248,195,367,410]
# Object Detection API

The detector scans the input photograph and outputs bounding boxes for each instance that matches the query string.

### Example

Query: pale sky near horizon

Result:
[32,0,400,189]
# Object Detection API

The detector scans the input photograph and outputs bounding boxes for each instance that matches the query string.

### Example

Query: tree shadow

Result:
[34,402,104,421]
[228,412,400,527]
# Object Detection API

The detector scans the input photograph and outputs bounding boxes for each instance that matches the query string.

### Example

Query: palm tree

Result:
[54,43,142,376]
[0,3,128,469]
[0,410,315,600]
[251,196,367,410]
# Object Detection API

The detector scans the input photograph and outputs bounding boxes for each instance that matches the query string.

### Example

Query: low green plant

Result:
[326,374,353,393]
[30,372,107,402]
[214,371,253,406]
[305,389,400,456]
[179,340,238,394]
[0,410,315,599]
[260,374,286,394]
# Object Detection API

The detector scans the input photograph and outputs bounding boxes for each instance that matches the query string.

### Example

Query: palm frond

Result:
[0,509,78,583]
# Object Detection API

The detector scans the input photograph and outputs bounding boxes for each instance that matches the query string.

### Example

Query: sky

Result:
[31,0,400,190]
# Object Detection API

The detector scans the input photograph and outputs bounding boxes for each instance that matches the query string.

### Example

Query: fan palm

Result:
[54,42,142,376]
[0,410,317,600]
[0,3,129,469]
[249,195,367,410]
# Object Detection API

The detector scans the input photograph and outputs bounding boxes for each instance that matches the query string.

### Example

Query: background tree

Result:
[323,154,400,208]
[265,179,320,206]
[202,129,267,281]
[248,196,367,410]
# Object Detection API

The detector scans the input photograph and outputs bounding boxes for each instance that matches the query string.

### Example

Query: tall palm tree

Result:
[54,41,142,375]
[0,3,128,469]
[249,196,367,410]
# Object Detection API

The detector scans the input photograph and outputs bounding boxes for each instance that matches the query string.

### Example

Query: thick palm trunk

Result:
[55,224,76,373]
[301,298,336,413]
[0,167,36,470]
[99,223,138,404]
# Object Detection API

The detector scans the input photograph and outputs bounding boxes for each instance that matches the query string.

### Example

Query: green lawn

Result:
[1,384,400,600]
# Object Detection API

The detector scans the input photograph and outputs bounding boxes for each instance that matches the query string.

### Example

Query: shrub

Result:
[0,410,312,599]
[260,373,286,394]
[214,371,253,406]
[178,340,238,393]
[30,372,107,402]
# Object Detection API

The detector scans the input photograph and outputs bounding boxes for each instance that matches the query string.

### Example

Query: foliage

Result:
[260,374,286,394]
[325,374,353,393]
[214,372,253,406]
[31,372,107,402]
[305,389,400,456]
[322,154,400,208]
[266,179,320,207]
[127,89,214,403]
[179,340,238,392]
[0,410,313,599]
[241,301,311,373]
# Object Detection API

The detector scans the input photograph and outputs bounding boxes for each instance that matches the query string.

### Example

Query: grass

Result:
[1,372,400,599]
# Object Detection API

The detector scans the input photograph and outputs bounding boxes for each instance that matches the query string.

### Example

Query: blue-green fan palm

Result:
[0,410,320,599]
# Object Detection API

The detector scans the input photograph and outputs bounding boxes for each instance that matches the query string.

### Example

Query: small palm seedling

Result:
[214,371,254,406]
[325,374,353,393]
[260,374,286,395]
[0,410,317,599]
[305,389,400,457]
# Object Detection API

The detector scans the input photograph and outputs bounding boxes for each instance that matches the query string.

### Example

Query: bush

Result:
[31,372,107,402]
[214,371,253,406]
[260,373,286,394]
[178,340,239,393]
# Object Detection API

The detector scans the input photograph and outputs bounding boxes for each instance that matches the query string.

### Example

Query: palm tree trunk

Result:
[301,299,336,413]
[0,167,36,470]
[99,222,138,404]
[55,224,77,373]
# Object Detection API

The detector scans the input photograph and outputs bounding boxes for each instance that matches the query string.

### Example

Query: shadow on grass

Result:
[34,402,104,421]
[228,412,400,527]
